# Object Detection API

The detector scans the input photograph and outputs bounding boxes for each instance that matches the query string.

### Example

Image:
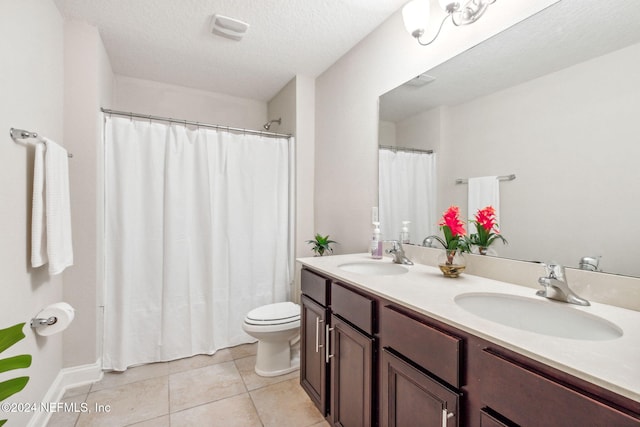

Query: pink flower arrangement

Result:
[440,206,466,236]
[436,206,468,251]
[468,205,507,252]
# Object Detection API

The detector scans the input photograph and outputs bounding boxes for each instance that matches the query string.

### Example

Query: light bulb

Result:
[402,0,430,38]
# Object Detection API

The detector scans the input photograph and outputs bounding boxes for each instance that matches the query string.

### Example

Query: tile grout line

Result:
[246,388,266,427]
[166,369,172,426]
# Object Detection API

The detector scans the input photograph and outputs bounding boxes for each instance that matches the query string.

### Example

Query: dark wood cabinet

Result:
[380,305,461,389]
[301,269,376,426]
[330,313,374,427]
[379,305,461,427]
[381,348,459,427]
[301,294,329,415]
[300,266,640,427]
[478,347,640,427]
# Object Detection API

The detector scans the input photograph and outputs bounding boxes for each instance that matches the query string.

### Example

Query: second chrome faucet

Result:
[386,241,414,265]
[537,263,590,306]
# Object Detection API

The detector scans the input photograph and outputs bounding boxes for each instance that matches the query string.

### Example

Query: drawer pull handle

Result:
[315,318,324,353]
[442,409,454,427]
[326,325,334,362]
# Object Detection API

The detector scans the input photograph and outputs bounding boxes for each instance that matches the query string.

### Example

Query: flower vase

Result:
[478,246,488,256]
[438,249,466,278]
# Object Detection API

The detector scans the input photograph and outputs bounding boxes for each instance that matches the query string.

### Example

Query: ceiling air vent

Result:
[404,73,436,87]
[211,14,250,41]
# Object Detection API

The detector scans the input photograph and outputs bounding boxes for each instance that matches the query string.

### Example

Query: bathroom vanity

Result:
[298,254,640,427]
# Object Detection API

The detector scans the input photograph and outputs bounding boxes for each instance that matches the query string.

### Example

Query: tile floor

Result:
[47,343,329,427]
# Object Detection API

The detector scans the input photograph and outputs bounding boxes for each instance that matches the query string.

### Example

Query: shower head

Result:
[263,118,281,130]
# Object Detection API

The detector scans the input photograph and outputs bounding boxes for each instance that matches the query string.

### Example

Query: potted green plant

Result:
[306,233,338,256]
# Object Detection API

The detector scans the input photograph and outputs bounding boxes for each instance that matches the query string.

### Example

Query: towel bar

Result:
[10,128,73,158]
[455,174,515,184]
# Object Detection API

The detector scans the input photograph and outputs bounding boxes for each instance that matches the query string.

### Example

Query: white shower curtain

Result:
[378,149,436,244]
[103,116,292,371]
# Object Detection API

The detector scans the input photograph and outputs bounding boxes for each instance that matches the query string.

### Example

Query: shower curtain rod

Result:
[101,108,292,139]
[379,145,434,154]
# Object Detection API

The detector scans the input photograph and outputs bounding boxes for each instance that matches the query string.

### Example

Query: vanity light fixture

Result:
[402,0,497,46]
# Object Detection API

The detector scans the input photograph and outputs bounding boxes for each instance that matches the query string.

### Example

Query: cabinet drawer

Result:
[331,282,375,335]
[480,348,640,427]
[479,409,516,427]
[301,268,330,306]
[380,305,461,388]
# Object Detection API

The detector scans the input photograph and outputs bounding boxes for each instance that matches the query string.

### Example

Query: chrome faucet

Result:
[422,235,446,248]
[386,241,414,265]
[537,263,590,306]
[579,256,601,271]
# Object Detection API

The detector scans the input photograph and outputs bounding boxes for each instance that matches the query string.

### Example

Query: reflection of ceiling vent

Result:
[211,14,250,41]
[404,73,436,87]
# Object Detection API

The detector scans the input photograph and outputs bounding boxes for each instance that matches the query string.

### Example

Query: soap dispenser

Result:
[400,221,411,244]
[371,222,383,259]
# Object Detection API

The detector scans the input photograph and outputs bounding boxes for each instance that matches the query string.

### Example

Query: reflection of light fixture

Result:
[402,0,497,46]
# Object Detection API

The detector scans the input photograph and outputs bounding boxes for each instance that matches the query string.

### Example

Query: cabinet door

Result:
[381,348,459,427]
[330,314,374,427]
[301,295,328,415]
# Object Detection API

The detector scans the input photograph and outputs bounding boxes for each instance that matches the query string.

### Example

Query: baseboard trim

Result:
[28,359,103,427]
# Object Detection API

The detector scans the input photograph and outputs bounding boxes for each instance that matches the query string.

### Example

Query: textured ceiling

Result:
[53,0,408,102]
[380,0,640,122]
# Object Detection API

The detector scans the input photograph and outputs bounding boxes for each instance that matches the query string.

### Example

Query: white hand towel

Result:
[31,143,47,267]
[31,138,74,274]
[468,176,500,229]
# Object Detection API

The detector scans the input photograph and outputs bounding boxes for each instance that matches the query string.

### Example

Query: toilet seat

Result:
[244,302,300,326]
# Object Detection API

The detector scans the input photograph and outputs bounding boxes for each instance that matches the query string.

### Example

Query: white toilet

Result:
[242,301,301,377]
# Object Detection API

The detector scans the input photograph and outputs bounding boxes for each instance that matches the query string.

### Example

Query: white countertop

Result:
[297,253,640,403]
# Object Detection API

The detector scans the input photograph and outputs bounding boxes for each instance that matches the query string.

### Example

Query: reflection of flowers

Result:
[468,206,507,253]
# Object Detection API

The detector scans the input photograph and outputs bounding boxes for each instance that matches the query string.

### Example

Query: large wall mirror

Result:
[378,0,640,277]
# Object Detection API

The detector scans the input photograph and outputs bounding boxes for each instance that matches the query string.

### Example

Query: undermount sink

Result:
[338,262,409,276]
[454,293,623,341]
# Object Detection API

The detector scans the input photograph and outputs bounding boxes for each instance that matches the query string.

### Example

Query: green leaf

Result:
[0,355,32,374]
[1,418,7,426]
[0,324,26,354]
[0,377,29,402]
[307,233,338,256]
[0,323,31,407]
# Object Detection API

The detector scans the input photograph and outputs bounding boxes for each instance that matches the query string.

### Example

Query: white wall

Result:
[378,121,396,147]
[0,1,64,425]
[62,20,114,368]
[314,0,559,254]
[396,107,442,152]
[267,78,296,136]
[114,76,268,130]
[294,75,316,259]
[267,76,317,259]
[267,76,317,302]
